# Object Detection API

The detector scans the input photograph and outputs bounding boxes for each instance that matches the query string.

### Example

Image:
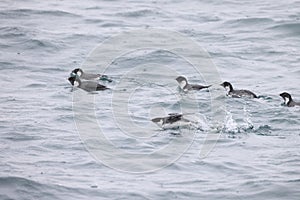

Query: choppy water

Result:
[1,0,300,199]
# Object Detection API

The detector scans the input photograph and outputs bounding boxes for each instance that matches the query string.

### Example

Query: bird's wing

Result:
[191,84,211,90]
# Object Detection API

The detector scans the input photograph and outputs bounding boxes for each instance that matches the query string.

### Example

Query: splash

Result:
[222,105,254,134]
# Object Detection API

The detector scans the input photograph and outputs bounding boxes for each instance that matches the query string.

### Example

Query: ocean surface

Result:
[0,0,300,199]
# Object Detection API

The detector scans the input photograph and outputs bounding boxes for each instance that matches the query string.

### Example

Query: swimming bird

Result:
[175,76,211,91]
[68,76,109,92]
[71,68,112,82]
[151,113,192,129]
[220,81,257,98]
[279,92,300,107]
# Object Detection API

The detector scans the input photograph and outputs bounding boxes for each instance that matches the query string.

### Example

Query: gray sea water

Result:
[1,0,300,199]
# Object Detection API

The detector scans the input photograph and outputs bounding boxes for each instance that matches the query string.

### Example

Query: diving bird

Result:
[71,68,112,82]
[151,113,192,129]
[68,76,109,92]
[220,81,257,98]
[175,76,211,91]
[279,92,300,107]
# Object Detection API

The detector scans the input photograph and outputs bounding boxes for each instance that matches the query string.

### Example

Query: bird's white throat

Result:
[74,80,80,87]
[284,97,290,104]
[225,86,231,92]
[179,80,187,90]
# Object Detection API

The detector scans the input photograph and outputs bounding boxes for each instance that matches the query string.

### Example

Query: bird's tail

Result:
[203,85,212,89]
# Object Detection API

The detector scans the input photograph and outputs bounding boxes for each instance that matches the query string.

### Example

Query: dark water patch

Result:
[0,43,10,49]
[116,9,163,18]
[33,67,68,73]
[24,83,47,88]
[2,132,43,142]
[84,18,104,24]
[162,178,208,187]
[181,14,221,23]
[101,22,129,27]
[223,17,274,27]
[269,22,300,32]
[270,118,299,125]
[62,33,104,44]
[267,22,300,36]
[287,179,300,183]
[84,6,103,10]
[0,61,15,70]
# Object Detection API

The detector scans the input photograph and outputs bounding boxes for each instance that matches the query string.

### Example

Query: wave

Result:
[223,17,274,27]
[0,61,15,70]
[116,9,164,18]
[0,26,28,38]
[0,176,150,200]
[269,22,300,32]
[0,176,101,200]
[0,26,64,51]
[267,22,300,36]
[0,9,81,19]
